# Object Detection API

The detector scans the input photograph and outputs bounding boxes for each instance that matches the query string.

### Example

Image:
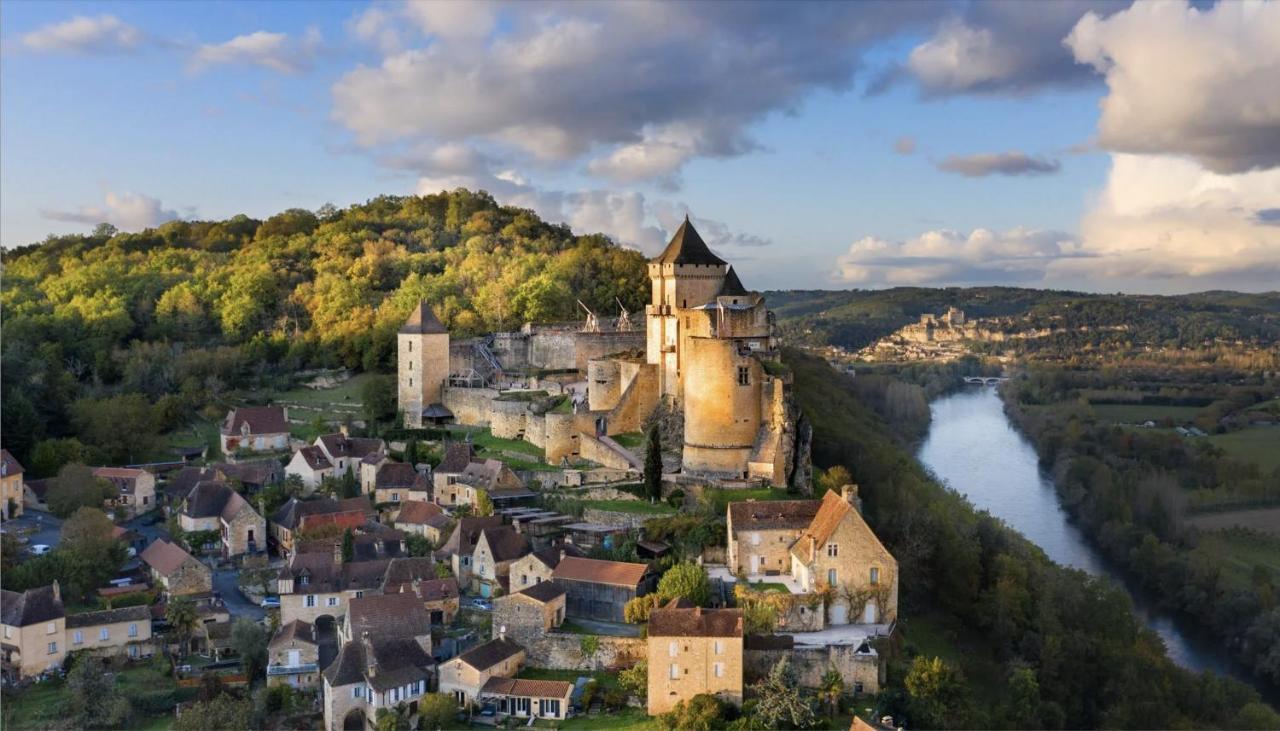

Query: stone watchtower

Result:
[398,301,450,428]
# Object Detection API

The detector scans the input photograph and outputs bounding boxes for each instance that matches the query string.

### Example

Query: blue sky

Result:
[2,1,1276,292]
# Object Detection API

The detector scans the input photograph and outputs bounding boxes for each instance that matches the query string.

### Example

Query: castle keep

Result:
[398,217,804,486]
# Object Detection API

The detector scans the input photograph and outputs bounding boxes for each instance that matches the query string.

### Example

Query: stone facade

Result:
[507,553,555,592]
[65,606,154,661]
[647,616,744,714]
[744,642,882,695]
[513,632,645,672]
[223,502,266,558]
[493,589,565,636]
[789,489,898,626]
[398,303,450,429]
[1,450,24,519]
[267,622,321,690]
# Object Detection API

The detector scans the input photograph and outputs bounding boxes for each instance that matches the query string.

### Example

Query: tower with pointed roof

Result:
[398,301,450,428]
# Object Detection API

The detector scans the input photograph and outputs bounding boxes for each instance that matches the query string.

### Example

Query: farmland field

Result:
[1207,426,1280,473]
[1191,528,1280,589]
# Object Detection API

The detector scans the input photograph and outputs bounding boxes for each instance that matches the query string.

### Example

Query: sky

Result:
[1,0,1277,294]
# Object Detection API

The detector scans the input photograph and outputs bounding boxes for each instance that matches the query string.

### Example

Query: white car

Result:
[29,544,52,556]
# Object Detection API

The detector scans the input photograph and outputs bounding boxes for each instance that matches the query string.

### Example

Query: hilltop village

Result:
[1,220,899,730]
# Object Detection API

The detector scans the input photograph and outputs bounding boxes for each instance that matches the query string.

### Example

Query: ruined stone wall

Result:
[442,387,499,427]
[603,363,659,436]
[490,399,531,440]
[490,333,530,370]
[582,507,649,529]
[529,333,578,371]
[573,332,646,373]
[504,629,645,671]
[744,645,881,694]
[588,359,622,411]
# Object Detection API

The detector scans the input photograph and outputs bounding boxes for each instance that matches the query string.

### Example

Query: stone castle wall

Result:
[682,338,762,477]
[442,387,500,426]
[744,644,881,694]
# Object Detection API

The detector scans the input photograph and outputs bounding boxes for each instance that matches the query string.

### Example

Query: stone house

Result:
[358,452,388,494]
[371,462,431,506]
[1,449,25,519]
[437,459,526,510]
[93,467,157,520]
[392,500,451,545]
[726,499,822,576]
[140,539,212,596]
[270,496,375,559]
[433,516,502,587]
[65,605,154,661]
[286,446,335,492]
[179,481,265,558]
[507,545,584,594]
[213,461,282,493]
[378,559,459,626]
[437,636,525,708]
[220,406,290,454]
[0,583,66,681]
[276,551,390,626]
[430,443,473,504]
[322,593,435,731]
[647,598,744,715]
[788,488,898,625]
[314,433,386,479]
[267,619,320,689]
[493,582,566,637]
[471,526,530,597]
[479,677,574,721]
[552,556,655,623]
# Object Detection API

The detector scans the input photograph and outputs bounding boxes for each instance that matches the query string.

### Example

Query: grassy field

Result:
[612,432,645,450]
[576,499,676,515]
[467,428,546,458]
[1088,403,1203,424]
[899,610,1004,705]
[1191,528,1280,590]
[704,487,796,515]
[160,418,222,462]
[1207,427,1280,473]
[535,707,658,730]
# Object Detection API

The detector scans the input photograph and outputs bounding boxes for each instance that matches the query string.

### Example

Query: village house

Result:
[471,525,531,597]
[0,583,65,681]
[507,545,583,592]
[430,442,473,504]
[434,516,503,587]
[646,598,744,715]
[65,605,154,661]
[276,550,390,626]
[358,452,388,494]
[479,677,574,722]
[1,449,25,519]
[401,577,460,626]
[493,581,566,637]
[437,635,525,708]
[93,467,157,520]
[286,445,335,492]
[392,500,451,544]
[727,499,822,576]
[267,619,321,690]
[371,462,431,505]
[314,432,386,478]
[552,556,656,623]
[322,593,435,731]
[436,459,533,511]
[140,539,212,596]
[213,460,282,493]
[270,496,375,559]
[220,405,290,454]
[178,480,266,558]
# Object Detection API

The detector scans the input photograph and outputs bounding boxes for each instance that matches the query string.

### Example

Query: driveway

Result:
[781,622,892,647]
[4,509,62,551]
[212,566,265,622]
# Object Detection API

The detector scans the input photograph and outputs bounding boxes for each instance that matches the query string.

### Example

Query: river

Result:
[916,385,1259,688]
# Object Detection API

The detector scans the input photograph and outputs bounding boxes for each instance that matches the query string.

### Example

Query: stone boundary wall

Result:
[511,630,646,671]
[573,332,646,373]
[582,508,651,529]
[443,387,499,426]
[578,434,636,472]
[744,645,881,695]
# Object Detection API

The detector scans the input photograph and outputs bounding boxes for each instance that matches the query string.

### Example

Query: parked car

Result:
[29,544,51,556]
[261,596,281,608]
[470,598,493,611]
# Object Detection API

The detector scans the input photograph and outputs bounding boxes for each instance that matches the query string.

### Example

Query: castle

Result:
[398,217,805,487]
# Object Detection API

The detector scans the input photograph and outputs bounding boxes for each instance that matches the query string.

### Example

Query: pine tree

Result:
[644,422,662,501]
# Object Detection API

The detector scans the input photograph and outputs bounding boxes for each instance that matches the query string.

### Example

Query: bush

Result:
[660,694,728,731]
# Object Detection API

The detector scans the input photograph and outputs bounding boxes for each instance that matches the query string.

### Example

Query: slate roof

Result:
[269,619,316,648]
[479,526,530,562]
[275,496,377,530]
[717,266,750,297]
[323,636,435,691]
[380,557,439,591]
[24,478,52,501]
[322,638,367,686]
[279,553,391,593]
[481,676,573,700]
[454,637,523,672]
[221,406,288,436]
[183,480,236,519]
[376,462,427,490]
[652,217,726,266]
[65,605,150,629]
[527,545,581,571]
[92,467,148,494]
[728,499,821,532]
[395,500,444,525]
[458,459,520,489]
[552,556,650,588]
[0,449,24,478]
[295,445,332,471]
[648,598,743,638]
[436,442,474,474]
[415,577,459,603]
[317,434,385,461]
[512,581,565,604]
[214,461,280,487]
[399,301,448,335]
[434,516,503,560]
[165,467,213,502]
[1,585,64,627]
[347,592,430,640]
[140,539,199,576]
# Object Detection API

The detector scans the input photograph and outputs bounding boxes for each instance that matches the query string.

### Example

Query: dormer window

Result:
[299,575,309,586]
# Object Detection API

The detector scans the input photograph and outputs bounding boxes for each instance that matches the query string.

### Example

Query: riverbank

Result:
[997,370,1280,696]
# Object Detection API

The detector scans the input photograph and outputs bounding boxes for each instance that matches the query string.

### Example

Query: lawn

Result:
[1207,426,1280,473]
[536,708,658,730]
[744,581,791,594]
[576,499,676,515]
[1191,528,1280,590]
[1088,403,1203,424]
[705,487,796,515]
[898,610,1004,706]
[161,418,222,462]
[468,428,546,459]
[611,432,645,450]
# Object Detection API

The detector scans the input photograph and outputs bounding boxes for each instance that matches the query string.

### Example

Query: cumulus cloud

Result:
[893,136,917,155]
[336,2,934,183]
[190,28,322,74]
[21,14,145,54]
[834,227,1080,287]
[42,191,182,232]
[881,1,1121,96]
[1066,0,1280,174]
[937,151,1061,177]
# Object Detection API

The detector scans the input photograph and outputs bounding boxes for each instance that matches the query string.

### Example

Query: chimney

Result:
[51,580,61,603]
[841,484,863,513]
[559,549,566,562]
[339,423,350,437]
[499,624,506,642]
[334,541,343,565]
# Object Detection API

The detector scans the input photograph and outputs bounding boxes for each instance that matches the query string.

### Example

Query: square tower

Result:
[398,302,450,428]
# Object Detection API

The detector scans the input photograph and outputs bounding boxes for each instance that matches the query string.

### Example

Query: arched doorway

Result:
[342,708,366,730]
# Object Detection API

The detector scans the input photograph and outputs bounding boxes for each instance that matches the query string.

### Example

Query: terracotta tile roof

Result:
[652,217,727,266]
[648,598,743,638]
[0,449,24,477]
[455,637,523,672]
[140,539,198,576]
[552,556,650,588]
[1,585,64,626]
[399,301,448,335]
[728,499,821,532]
[791,491,853,563]
[269,619,316,648]
[479,526,530,563]
[510,581,565,604]
[221,405,288,436]
[92,466,147,480]
[298,510,367,535]
[395,500,444,525]
[481,676,573,700]
[65,605,150,628]
[348,592,429,640]
[436,442,474,474]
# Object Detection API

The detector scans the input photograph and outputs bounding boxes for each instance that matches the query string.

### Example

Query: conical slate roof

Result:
[717,266,749,297]
[652,216,727,266]
[399,301,448,334]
